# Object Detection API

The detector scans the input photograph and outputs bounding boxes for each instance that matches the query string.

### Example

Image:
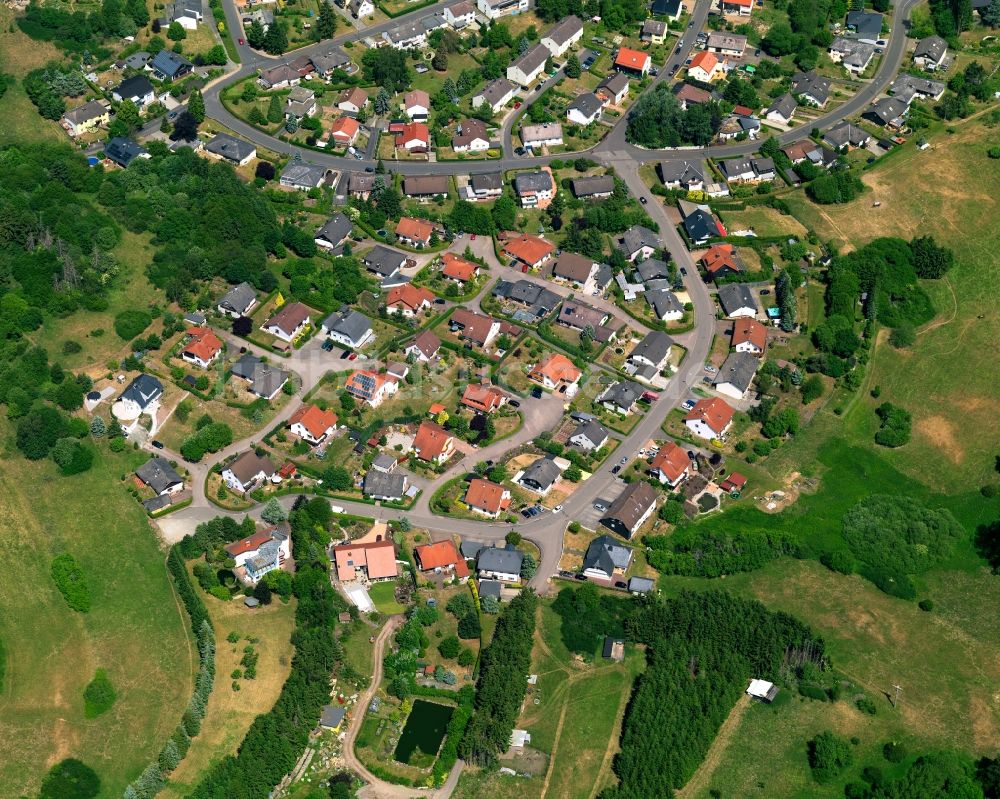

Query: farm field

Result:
[0,427,193,798]
[784,115,1000,494]
[161,589,296,798]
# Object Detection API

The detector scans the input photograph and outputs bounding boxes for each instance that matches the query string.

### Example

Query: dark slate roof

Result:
[567,92,604,120]
[206,133,256,163]
[867,96,907,126]
[513,171,553,195]
[583,535,633,575]
[136,457,183,494]
[218,282,257,314]
[116,74,154,99]
[651,0,681,13]
[320,705,347,728]
[570,418,609,447]
[629,330,674,365]
[635,258,671,282]
[519,456,561,490]
[492,279,560,313]
[717,283,759,316]
[475,77,517,107]
[571,175,616,197]
[322,306,372,342]
[791,71,831,104]
[659,159,704,185]
[824,121,870,148]
[282,161,328,188]
[105,136,147,167]
[646,288,684,319]
[149,49,192,78]
[363,470,407,499]
[767,93,797,120]
[471,171,503,192]
[478,578,501,599]
[598,380,644,411]
[714,350,759,393]
[461,540,485,559]
[544,15,583,47]
[598,72,630,96]
[683,208,721,242]
[120,374,163,409]
[316,213,353,246]
[143,494,173,512]
[914,35,947,61]
[230,354,289,397]
[603,481,659,532]
[477,545,524,575]
[619,225,661,256]
[846,10,883,38]
[363,244,407,276]
[509,42,550,76]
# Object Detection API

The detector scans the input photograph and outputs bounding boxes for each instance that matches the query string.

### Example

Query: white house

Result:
[507,43,550,88]
[521,123,563,150]
[113,75,156,109]
[217,282,257,318]
[684,397,735,440]
[566,92,604,126]
[321,307,375,349]
[540,16,583,58]
[403,90,430,121]
[113,374,163,428]
[222,451,276,494]
[288,404,338,445]
[477,0,528,20]
[224,527,290,584]
[261,302,312,343]
[444,0,476,27]
[472,78,518,113]
[349,0,374,17]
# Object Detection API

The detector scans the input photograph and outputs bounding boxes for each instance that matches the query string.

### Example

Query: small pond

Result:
[393,699,453,764]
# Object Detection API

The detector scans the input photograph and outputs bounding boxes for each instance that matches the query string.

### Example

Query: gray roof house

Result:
[890,73,946,103]
[230,354,289,399]
[569,418,610,451]
[135,457,184,495]
[120,374,163,411]
[492,279,560,319]
[149,50,192,80]
[765,93,797,124]
[513,170,554,198]
[618,225,661,261]
[913,35,948,69]
[717,283,759,318]
[105,137,149,168]
[628,576,656,594]
[280,161,329,191]
[658,159,705,190]
[363,245,407,278]
[823,122,871,150]
[846,10,883,41]
[646,288,684,321]
[570,175,616,199]
[461,540,485,559]
[206,133,257,165]
[713,351,759,399]
[518,456,562,494]
[582,535,634,579]
[321,306,374,349]
[866,96,907,127]
[362,470,408,501]
[598,380,644,415]
[315,213,353,250]
[635,259,671,283]
[566,92,604,124]
[320,705,347,730]
[476,545,524,581]
[217,282,257,317]
[682,206,723,245]
[600,481,659,539]
[791,71,832,106]
[628,330,673,371]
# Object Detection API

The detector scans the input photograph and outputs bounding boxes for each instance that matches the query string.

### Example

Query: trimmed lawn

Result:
[0,428,192,798]
[718,205,809,238]
[369,580,406,615]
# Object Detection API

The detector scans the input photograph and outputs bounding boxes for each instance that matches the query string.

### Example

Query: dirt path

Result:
[675,694,752,799]
[538,691,572,799]
[917,275,958,336]
[587,668,634,799]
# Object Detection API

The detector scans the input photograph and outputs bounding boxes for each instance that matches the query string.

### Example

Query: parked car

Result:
[508,399,520,408]
[531,386,543,399]
[364,166,375,173]
[615,581,627,589]
[347,352,358,361]
[760,288,771,295]
[640,196,648,204]
[434,298,446,304]
[574,573,587,581]
[620,456,628,465]
[670,64,679,75]
[594,501,607,511]
[238,37,245,45]
[680,267,688,276]
[687,450,697,460]
[152,440,164,449]
[553,504,564,513]
[522,509,533,518]
[611,465,621,475]
[321,339,334,351]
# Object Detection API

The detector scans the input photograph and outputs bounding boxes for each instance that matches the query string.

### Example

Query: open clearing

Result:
[161,588,296,798]
[720,205,809,239]
[0,428,192,797]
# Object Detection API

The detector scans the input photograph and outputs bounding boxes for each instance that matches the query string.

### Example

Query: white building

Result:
[477,0,528,20]
[507,43,550,88]
[540,16,583,58]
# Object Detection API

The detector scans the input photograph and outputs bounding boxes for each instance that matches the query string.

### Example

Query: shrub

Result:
[438,635,460,659]
[918,598,934,612]
[857,697,878,715]
[889,324,916,348]
[883,741,907,763]
[808,731,853,783]
[114,309,153,340]
[457,612,481,639]
[51,553,91,612]
[39,759,101,799]
[83,669,116,718]
[874,402,912,447]
[820,550,854,575]
[859,565,917,600]
[799,683,828,701]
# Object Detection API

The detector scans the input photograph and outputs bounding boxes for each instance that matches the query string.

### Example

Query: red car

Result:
[471,234,476,240]
[347,352,358,361]
[514,101,522,109]
[238,37,245,45]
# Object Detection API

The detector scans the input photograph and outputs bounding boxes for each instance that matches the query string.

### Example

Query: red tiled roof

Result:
[650,441,690,484]
[182,328,223,362]
[289,404,338,439]
[396,121,429,146]
[530,353,581,385]
[731,318,767,352]
[684,397,735,435]
[615,47,650,71]
[461,383,506,413]
[395,216,434,244]
[414,539,462,570]
[702,243,743,275]
[225,528,278,557]
[464,478,511,514]
[330,116,360,141]
[386,283,434,312]
[689,51,718,74]
[331,539,397,581]
[502,233,555,266]
[412,420,453,461]
[441,252,478,282]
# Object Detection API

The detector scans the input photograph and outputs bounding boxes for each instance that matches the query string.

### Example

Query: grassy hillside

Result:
[0,423,193,798]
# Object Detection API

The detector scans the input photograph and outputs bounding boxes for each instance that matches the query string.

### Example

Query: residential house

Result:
[452,118,490,152]
[383,20,428,49]
[846,10,883,43]
[507,43,550,87]
[582,535,634,580]
[502,233,556,270]
[165,0,203,29]
[281,161,329,191]
[823,121,871,150]
[719,157,775,184]
[658,159,705,191]
[866,96,907,128]
[258,64,301,90]
[450,309,501,348]
[336,87,369,115]
[62,101,110,137]
[557,300,608,333]
[477,546,524,582]
[529,353,581,391]
[766,93,797,125]
[405,330,441,362]
[148,50,192,81]
[224,527,289,583]
[467,171,504,201]
[679,200,726,245]
[462,383,508,413]
[783,139,823,165]
[116,374,163,420]
[464,478,512,518]
[345,369,398,407]
[707,31,748,58]
[566,92,605,126]
[569,418,609,451]
[321,307,374,349]
[403,89,430,121]
[890,73,946,103]
[619,225,661,262]
[687,51,720,82]
[514,168,557,209]
[521,122,564,150]
[649,441,690,487]
[731,317,767,356]
[791,71,831,107]
[332,539,398,581]
[394,216,435,248]
[641,19,667,44]
[518,456,562,494]
[135,457,185,496]
[541,15,583,57]
[441,252,480,283]
[598,380,644,415]
[552,251,599,289]
[721,0,753,14]
[600,481,659,539]
[393,121,430,152]
[223,451,276,494]
[645,287,684,322]
[386,283,435,316]
[477,0,528,20]
[444,0,476,26]
[913,35,947,70]
[262,302,311,343]
[320,706,347,732]
[673,82,713,109]
[635,258,671,283]
[596,72,630,106]
[104,137,149,168]
[181,327,223,368]
[829,37,875,74]
[402,175,450,198]
[651,0,682,18]
[314,213,353,251]
[701,243,744,279]
[206,134,256,167]
[713,350,759,399]
[281,87,317,122]
[363,470,409,501]
[412,420,455,464]
[231,354,289,400]
[493,279,560,318]
[569,175,615,201]
[288,404,338,445]
[684,396,735,440]
[113,75,156,109]
[362,245,407,280]
[717,282,759,318]
[472,78,518,113]
[627,331,673,376]
[615,47,651,77]
[348,173,377,199]
[349,0,374,17]
[310,48,352,76]
[413,540,470,579]
[718,113,761,140]
[371,454,399,473]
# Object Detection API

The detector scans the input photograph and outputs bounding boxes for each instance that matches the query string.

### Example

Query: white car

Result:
[553,504,564,513]
[620,456,628,465]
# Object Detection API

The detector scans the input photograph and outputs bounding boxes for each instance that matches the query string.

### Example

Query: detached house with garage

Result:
[464,478,512,518]
[615,47,651,77]
[717,282,759,318]
[792,71,831,107]
[658,160,705,192]
[507,43,550,87]
[205,134,256,167]
[713,351,759,400]
[231,355,289,400]
[223,451,276,494]
[582,535,634,580]
[627,331,673,378]
[552,251,600,290]
[649,441,691,488]
[731,317,768,356]
[597,73,630,106]
[136,457,185,496]
[386,283,435,317]
[262,302,311,343]
[321,306,374,350]
[412,420,456,464]
[684,397,735,440]
[569,418,609,451]
[113,75,156,109]
[450,309,501,348]
[566,92,605,126]
[405,330,441,362]
[288,404,338,445]
[394,216,436,248]
[529,353,581,392]
[441,253,480,283]
[461,383,508,413]
[518,456,562,495]
[601,481,659,539]
[477,546,524,582]
[181,327,223,368]
[414,540,470,579]
[472,78,518,113]
[597,380,645,416]
[619,225,661,262]
[502,233,556,269]
[225,527,290,584]
[702,243,745,279]
[913,35,948,70]
[345,369,398,407]
[513,170,556,209]
[315,213,353,251]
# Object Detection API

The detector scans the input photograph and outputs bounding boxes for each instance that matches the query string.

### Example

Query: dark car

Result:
[670,64,679,76]
[522,509,533,518]
[640,196,648,204]
[508,399,520,408]
[151,440,164,449]
[434,297,446,304]
[615,581,627,589]
[531,386,543,399]
[574,573,587,581]
[760,288,771,295]
[611,464,621,475]
[687,450,696,460]
[364,166,375,173]
[680,267,688,276]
